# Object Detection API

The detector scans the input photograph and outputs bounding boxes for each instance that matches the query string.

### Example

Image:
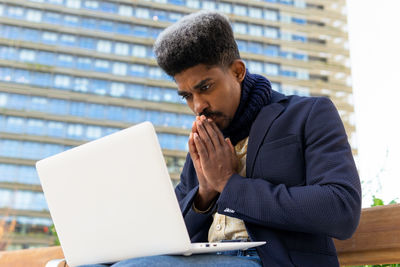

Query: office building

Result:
[0,0,355,249]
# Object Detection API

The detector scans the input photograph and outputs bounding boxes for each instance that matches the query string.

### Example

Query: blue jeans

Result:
[79,248,262,267]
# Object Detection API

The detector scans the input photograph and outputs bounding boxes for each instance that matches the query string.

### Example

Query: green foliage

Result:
[50,224,60,246]
[371,196,397,207]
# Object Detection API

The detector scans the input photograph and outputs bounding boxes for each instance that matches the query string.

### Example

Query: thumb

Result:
[225,138,235,154]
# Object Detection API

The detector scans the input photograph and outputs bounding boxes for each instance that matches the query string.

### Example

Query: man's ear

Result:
[230,60,246,82]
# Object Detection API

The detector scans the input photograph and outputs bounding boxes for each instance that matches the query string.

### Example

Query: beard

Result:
[199,109,232,130]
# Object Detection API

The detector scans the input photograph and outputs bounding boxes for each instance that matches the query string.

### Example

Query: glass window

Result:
[116,23,131,34]
[186,0,199,9]
[67,124,83,139]
[27,119,45,135]
[107,106,124,121]
[94,59,110,72]
[64,15,79,26]
[112,62,127,76]
[264,27,279,39]
[70,102,86,116]
[202,1,216,10]
[66,0,81,9]
[79,37,96,49]
[149,67,162,79]
[5,117,24,133]
[126,108,144,123]
[130,64,145,77]
[233,5,247,16]
[99,20,113,31]
[49,0,63,4]
[0,4,3,16]
[43,12,61,24]
[48,121,64,137]
[280,14,291,23]
[81,17,97,29]
[7,7,24,18]
[218,2,231,13]
[60,34,76,46]
[118,5,132,16]
[91,79,108,95]
[19,49,36,62]
[32,70,52,87]
[15,69,31,84]
[58,54,74,68]
[77,57,92,70]
[136,8,149,19]
[114,42,129,56]
[270,82,281,92]
[236,40,247,52]
[23,28,40,42]
[26,9,42,22]
[54,75,71,89]
[110,83,125,97]
[84,0,99,9]
[96,40,112,53]
[132,44,147,57]
[233,23,247,35]
[42,32,58,44]
[264,63,279,76]
[249,25,263,36]
[280,31,291,41]
[87,103,105,119]
[74,78,89,92]
[248,42,263,54]
[168,12,182,22]
[264,9,278,21]
[86,126,102,139]
[265,45,279,57]
[132,25,148,37]
[126,84,145,100]
[30,97,48,112]
[99,2,117,12]
[146,87,161,102]
[249,7,262,18]
[37,51,54,65]
[248,61,263,74]
[49,99,68,115]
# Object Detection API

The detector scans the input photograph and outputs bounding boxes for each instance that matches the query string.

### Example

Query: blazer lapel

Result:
[247,103,285,177]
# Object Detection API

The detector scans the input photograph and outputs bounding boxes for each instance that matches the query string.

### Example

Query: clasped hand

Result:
[189,115,238,199]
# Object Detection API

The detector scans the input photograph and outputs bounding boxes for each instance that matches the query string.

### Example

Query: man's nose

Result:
[193,95,209,115]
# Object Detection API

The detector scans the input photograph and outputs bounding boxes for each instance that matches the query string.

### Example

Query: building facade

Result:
[0,0,355,249]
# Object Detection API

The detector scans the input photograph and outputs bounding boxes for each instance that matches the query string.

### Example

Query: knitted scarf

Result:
[222,70,272,146]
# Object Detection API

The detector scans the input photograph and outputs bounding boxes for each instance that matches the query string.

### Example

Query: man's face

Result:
[174,63,244,130]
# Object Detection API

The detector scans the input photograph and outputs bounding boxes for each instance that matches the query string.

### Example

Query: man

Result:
[155,10,361,266]
[84,10,361,267]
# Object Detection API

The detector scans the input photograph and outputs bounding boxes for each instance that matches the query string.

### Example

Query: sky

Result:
[347,0,400,207]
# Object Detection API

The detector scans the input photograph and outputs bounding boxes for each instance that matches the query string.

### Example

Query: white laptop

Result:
[36,121,266,267]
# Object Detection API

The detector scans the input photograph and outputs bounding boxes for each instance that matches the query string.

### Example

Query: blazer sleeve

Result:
[216,97,361,240]
[175,154,215,242]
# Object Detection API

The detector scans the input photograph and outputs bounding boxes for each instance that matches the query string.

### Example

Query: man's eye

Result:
[200,84,211,91]
[181,94,192,100]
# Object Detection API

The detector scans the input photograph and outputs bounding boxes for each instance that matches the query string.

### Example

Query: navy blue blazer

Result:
[175,90,361,267]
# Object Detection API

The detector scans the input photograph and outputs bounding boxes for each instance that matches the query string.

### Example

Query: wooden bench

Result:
[1,204,400,267]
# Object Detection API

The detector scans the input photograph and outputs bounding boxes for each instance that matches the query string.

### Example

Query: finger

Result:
[188,132,199,161]
[193,132,209,159]
[226,138,235,154]
[202,118,222,148]
[191,120,197,134]
[196,120,215,152]
[208,119,225,147]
